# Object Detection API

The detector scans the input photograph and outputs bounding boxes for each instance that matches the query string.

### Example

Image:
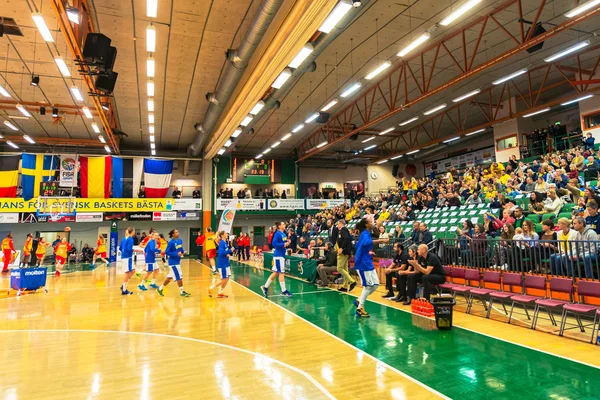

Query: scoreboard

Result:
[243,159,270,176]
[40,181,59,196]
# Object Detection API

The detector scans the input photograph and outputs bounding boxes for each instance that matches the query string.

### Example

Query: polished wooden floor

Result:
[0,261,437,400]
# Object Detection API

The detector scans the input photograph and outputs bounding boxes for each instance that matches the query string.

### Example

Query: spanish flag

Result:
[80,156,112,198]
[0,155,20,197]
[21,154,59,200]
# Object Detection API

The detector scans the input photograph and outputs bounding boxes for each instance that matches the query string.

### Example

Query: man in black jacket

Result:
[336,219,357,292]
[316,243,338,287]
[416,222,433,245]
[382,243,410,301]
[326,218,338,245]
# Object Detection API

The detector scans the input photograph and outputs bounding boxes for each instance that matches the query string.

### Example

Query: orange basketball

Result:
[65,227,71,232]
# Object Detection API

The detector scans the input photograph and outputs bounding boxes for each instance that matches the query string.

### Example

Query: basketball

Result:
[64,227,71,232]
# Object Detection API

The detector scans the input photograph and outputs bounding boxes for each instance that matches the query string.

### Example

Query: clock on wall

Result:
[370,172,378,180]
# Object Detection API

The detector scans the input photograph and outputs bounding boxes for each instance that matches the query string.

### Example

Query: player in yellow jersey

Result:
[93,234,109,265]
[1,233,15,273]
[54,237,71,276]
[204,227,217,274]
[20,233,33,268]
[158,233,168,266]
[35,238,50,267]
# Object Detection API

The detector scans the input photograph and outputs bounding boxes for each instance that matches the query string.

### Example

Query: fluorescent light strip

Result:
[561,95,594,106]
[146,57,155,77]
[365,61,391,80]
[91,123,100,133]
[3,121,18,131]
[544,40,591,62]
[148,113,155,124]
[272,69,292,89]
[292,124,304,133]
[16,104,31,117]
[289,44,314,69]
[99,136,106,143]
[149,125,155,134]
[54,57,71,77]
[256,154,264,159]
[146,24,156,52]
[147,80,155,97]
[148,98,155,112]
[406,149,420,155]
[452,88,480,102]
[271,141,281,148]
[218,148,226,155]
[423,103,447,115]
[82,106,93,119]
[443,137,460,143]
[341,83,361,98]
[492,68,527,85]
[565,0,600,18]
[397,33,430,57]
[250,101,265,115]
[440,0,482,26]
[0,85,10,98]
[263,148,271,154]
[391,155,403,160]
[281,133,292,141]
[23,135,35,144]
[31,13,54,42]
[316,141,328,148]
[6,141,19,149]
[522,108,551,118]
[70,86,84,102]
[150,143,156,149]
[232,128,242,138]
[147,0,158,18]
[379,127,394,135]
[364,144,376,151]
[376,159,388,164]
[362,137,375,143]
[241,114,253,126]
[104,145,111,153]
[305,113,319,123]
[318,0,353,33]
[224,140,232,147]
[399,117,418,126]
[321,99,338,111]
[466,128,485,136]
[151,150,156,156]
[149,135,155,142]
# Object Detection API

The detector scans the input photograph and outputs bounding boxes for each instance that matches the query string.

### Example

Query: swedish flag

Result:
[21,154,59,200]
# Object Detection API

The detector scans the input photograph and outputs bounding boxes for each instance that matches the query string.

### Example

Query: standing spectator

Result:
[172,186,182,199]
[138,186,146,198]
[336,219,356,293]
[584,132,596,151]
[267,227,275,250]
[192,187,201,198]
[236,234,244,261]
[195,231,205,261]
[244,232,251,261]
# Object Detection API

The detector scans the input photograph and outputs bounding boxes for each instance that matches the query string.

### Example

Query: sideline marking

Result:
[0,328,335,400]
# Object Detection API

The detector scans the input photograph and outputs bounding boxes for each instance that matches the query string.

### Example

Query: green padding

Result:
[263,251,318,283]
[244,175,271,184]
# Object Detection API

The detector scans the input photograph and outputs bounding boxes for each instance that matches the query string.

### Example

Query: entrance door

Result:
[232,226,242,237]
[189,228,202,257]
[252,226,265,247]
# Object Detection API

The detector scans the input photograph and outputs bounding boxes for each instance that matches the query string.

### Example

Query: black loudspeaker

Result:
[104,46,117,71]
[525,23,546,54]
[349,133,359,141]
[316,112,330,123]
[392,164,400,177]
[95,71,118,94]
[83,33,112,64]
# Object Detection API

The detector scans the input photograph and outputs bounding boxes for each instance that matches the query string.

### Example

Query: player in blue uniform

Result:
[119,227,135,295]
[157,229,191,297]
[261,221,292,298]
[138,232,162,291]
[354,217,388,317]
[208,230,232,298]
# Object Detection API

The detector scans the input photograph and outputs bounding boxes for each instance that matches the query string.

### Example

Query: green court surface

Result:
[231,262,600,400]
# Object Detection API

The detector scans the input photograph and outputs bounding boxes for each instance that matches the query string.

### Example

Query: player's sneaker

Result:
[180,291,191,297]
[138,284,148,291]
[135,272,141,278]
[349,282,357,292]
[353,299,359,308]
[121,289,133,295]
[217,293,228,298]
[260,285,268,298]
[157,288,164,297]
[54,270,60,277]
[355,308,370,318]
[149,283,159,289]
[211,269,218,275]
[207,287,213,298]
[281,290,293,298]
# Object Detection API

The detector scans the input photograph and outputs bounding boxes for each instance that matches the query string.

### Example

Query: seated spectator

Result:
[403,244,446,304]
[315,243,338,287]
[416,222,433,245]
[573,216,599,278]
[382,243,410,302]
[378,226,389,248]
[172,186,182,199]
[543,188,563,217]
[192,187,201,198]
[529,192,546,214]
[535,176,548,193]
[585,201,600,234]
[81,243,94,263]
[391,225,405,240]
[584,187,600,206]
[584,156,599,180]
[464,191,482,205]
[377,206,390,221]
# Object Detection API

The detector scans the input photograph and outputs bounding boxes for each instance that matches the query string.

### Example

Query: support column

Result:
[201,158,213,242]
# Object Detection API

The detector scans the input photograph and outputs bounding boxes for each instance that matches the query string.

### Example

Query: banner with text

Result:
[217,200,237,234]
[75,212,103,223]
[305,199,345,210]
[215,199,265,211]
[0,198,175,213]
[266,199,305,210]
[59,154,77,187]
[173,198,202,210]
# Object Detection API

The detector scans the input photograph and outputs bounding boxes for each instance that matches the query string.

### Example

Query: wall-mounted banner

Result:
[177,211,200,221]
[109,221,118,263]
[305,199,345,210]
[75,212,103,223]
[153,211,177,221]
[104,212,128,221]
[266,199,305,210]
[0,198,175,213]
[215,198,265,211]
[173,198,202,211]
[47,215,77,223]
[59,154,77,187]
[217,200,237,234]
[0,213,19,223]
[127,212,154,221]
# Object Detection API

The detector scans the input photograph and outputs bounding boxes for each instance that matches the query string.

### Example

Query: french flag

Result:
[144,159,173,198]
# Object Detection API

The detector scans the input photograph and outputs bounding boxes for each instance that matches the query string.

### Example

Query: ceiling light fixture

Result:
[305,113,319,123]
[452,88,481,102]
[3,121,18,131]
[0,85,10,98]
[565,0,600,18]
[316,141,328,148]
[352,1,362,7]
[522,108,551,118]
[250,100,265,115]
[224,139,232,147]
[54,57,71,77]
[146,56,155,77]
[66,7,80,24]
[30,75,40,86]
[465,128,486,136]
[544,40,591,62]
[147,79,155,97]
[318,0,353,33]
[101,103,109,111]
[149,124,155,134]
[23,135,35,144]
[423,103,447,115]
[321,99,338,111]
[31,13,54,42]
[147,0,158,18]
[40,106,46,115]
[82,106,93,119]
[217,148,226,155]
[263,148,271,154]
[148,98,155,112]
[492,68,527,85]
[151,150,156,156]
[391,155,403,160]
[104,145,111,153]
[440,0,482,26]
[150,143,156,149]
[561,94,594,106]
[92,122,101,133]
[376,159,388,164]
[146,24,156,52]
[16,104,31,117]
[271,141,281,148]
[364,144,377,151]
[443,137,460,143]
[149,135,155,142]
[399,117,418,126]
[341,82,361,98]
[148,113,154,124]
[240,114,253,126]
[99,136,106,143]
[397,33,430,57]
[272,68,292,89]
[256,153,264,159]
[288,44,314,68]
[70,86,84,102]
[365,61,391,80]
[52,107,58,117]
[379,127,394,135]
[362,136,375,143]
[406,149,420,155]
[281,133,292,141]
[6,141,19,149]
[292,124,304,133]
[232,128,242,138]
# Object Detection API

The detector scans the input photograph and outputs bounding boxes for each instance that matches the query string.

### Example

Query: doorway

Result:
[252,226,265,247]
[189,227,202,257]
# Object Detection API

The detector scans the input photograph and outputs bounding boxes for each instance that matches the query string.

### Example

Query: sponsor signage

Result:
[177,211,200,221]
[305,199,345,210]
[153,211,177,221]
[47,215,76,223]
[128,212,153,221]
[0,213,20,223]
[173,198,202,210]
[109,221,118,263]
[216,199,265,211]
[59,154,77,187]
[75,212,103,223]
[104,212,128,221]
[20,213,47,223]
[266,199,305,210]
[0,198,175,213]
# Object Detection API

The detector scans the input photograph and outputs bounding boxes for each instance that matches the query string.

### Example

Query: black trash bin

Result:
[431,294,456,330]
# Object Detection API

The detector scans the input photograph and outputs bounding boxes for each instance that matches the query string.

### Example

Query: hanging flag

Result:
[0,155,20,198]
[143,158,173,198]
[21,154,59,200]
[112,157,143,198]
[80,156,112,198]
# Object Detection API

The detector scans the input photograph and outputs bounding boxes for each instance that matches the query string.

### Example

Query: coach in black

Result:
[382,243,409,302]
[403,244,446,304]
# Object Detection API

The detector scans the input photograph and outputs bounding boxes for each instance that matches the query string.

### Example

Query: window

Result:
[583,111,600,130]
[496,135,517,151]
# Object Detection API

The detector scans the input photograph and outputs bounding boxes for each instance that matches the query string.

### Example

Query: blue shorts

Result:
[167,264,182,281]
[146,262,155,272]
[272,256,285,273]
[219,266,231,280]
[121,257,134,272]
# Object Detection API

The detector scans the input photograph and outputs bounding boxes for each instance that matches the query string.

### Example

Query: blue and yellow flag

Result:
[21,154,59,200]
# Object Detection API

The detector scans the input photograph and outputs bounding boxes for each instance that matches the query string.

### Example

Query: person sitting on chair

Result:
[382,243,410,302]
[403,244,446,304]
[316,243,338,287]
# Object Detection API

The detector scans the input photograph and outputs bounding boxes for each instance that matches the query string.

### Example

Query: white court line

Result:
[270,289,334,298]
[228,262,600,372]
[0,329,335,400]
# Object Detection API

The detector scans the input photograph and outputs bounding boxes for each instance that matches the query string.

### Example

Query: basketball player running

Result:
[208,231,232,298]
[20,233,33,268]
[54,237,71,276]
[261,221,293,298]
[157,229,191,297]
[119,227,136,295]
[204,227,217,274]
[353,217,388,318]
[35,238,49,267]
[93,234,109,265]
[1,233,15,273]
[138,232,162,291]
